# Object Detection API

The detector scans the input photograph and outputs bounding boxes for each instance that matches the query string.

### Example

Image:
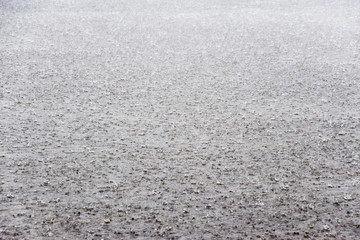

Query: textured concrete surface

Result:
[1,0,360,239]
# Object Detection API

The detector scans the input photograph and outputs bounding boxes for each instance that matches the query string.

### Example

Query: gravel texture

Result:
[1,0,360,239]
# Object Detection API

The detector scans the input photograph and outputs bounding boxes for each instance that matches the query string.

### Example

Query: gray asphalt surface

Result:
[1,0,360,239]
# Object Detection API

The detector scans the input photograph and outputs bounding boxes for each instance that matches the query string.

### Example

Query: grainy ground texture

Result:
[1,0,360,239]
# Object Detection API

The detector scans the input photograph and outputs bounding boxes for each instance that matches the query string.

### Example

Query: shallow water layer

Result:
[1,0,360,239]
